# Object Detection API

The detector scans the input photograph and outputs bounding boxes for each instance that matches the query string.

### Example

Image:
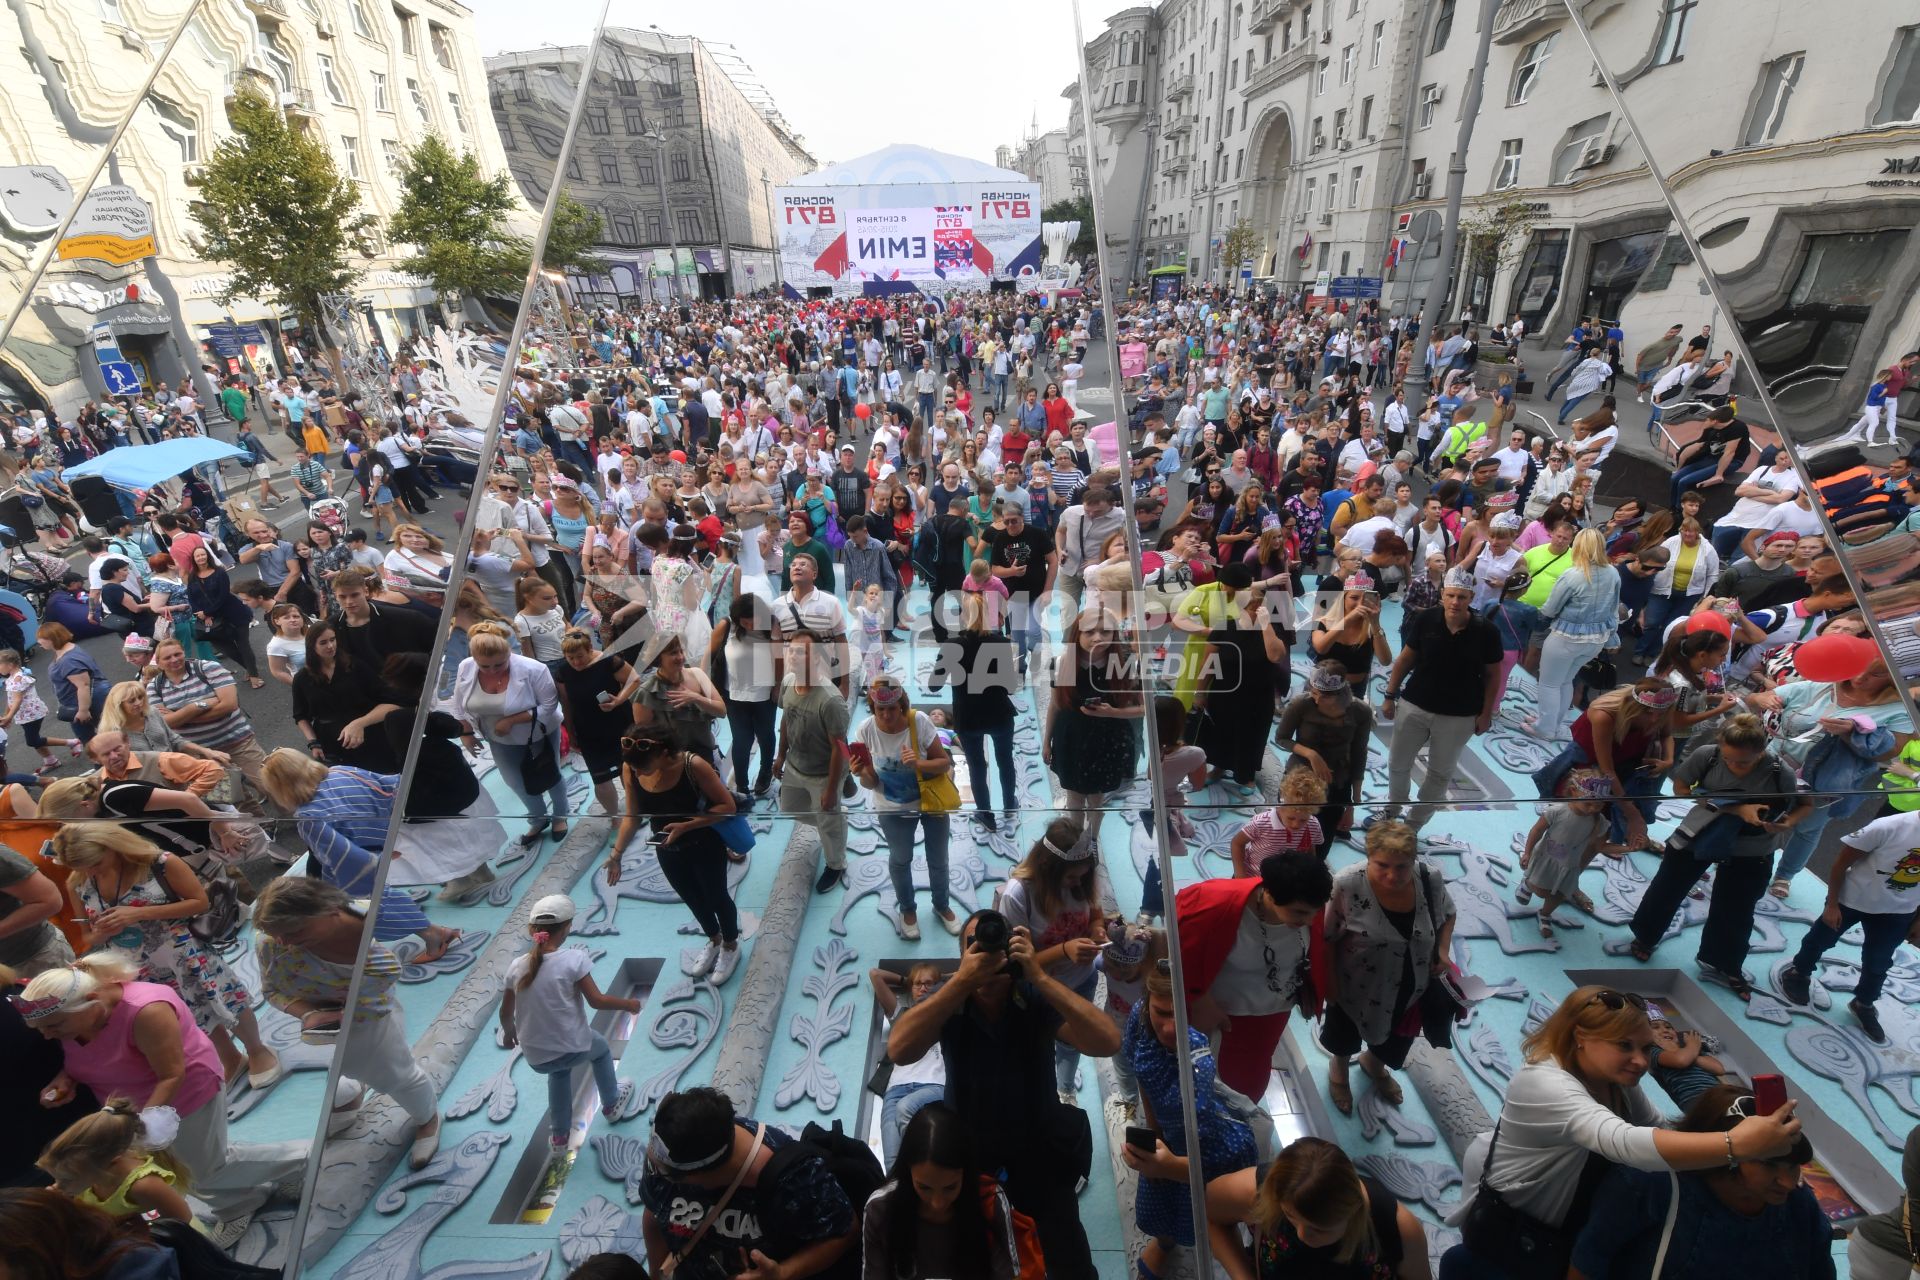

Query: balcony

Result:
[1492,0,1562,44]
[1161,153,1190,177]
[281,85,321,117]
[1249,0,1287,34]
[1244,41,1315,97]
[243,0,289,16]
[1094,92,1148,128]
[1162,111,1194,139]
[1165,70,1194,100]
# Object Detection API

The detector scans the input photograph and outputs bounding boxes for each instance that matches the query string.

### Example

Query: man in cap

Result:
[1376,566,1503,834]
[1712,530,1803,609]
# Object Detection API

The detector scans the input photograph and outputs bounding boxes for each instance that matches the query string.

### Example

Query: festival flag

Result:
[1383,237,1406,270]
[1296,231,1313,262]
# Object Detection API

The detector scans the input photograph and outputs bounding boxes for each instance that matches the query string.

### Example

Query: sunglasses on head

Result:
[1588,989,1650,1013]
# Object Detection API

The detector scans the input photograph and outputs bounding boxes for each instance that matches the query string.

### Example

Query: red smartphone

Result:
[1753,1073,1788,1116]
[846,743,873,771]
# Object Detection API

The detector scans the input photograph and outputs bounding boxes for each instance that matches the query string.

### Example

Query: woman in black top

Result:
[95,558,154,635]
[185,544,262,685]
[551,627,639,817]
[292,620,403,771]
[378,653,481,819]
[1193,567,1287,789]
[1206,1137,1429,1280]
[607,726,741,982]
[947,592,1019,829]
[1310,576,1393,698]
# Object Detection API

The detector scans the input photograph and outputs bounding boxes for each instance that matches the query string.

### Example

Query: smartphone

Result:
[1124,1125,1158,1154]
[1753,1073,1788,1117]
[847,743,874,771]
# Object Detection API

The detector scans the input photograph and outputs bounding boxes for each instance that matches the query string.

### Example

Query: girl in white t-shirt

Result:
[512,576,569,664]
[264,603,310,686]
[500,895,640,1149]
[869,961,949,1169]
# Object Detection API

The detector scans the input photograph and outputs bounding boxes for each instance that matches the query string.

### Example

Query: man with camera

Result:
[638,1086,858,1280]
[885,907,1119,1280]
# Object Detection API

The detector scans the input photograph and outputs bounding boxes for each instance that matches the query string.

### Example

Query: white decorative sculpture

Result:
[1042,220,1081,268]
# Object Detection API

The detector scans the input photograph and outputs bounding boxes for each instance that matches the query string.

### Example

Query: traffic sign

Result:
[204,322,258,357]
[1329,275,1383,298]
[98,361,141,395]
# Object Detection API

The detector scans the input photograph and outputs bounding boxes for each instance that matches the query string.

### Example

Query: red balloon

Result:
[670,449,686,463]
[1794,632,1879,684]
[1685,610,1732,639]
[854,403,873,420]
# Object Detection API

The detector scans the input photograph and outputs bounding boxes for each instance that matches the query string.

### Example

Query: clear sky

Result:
[471,0,1141,168]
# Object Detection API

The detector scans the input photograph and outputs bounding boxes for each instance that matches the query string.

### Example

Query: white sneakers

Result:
[691,940,720,976]
[711,945,740,984]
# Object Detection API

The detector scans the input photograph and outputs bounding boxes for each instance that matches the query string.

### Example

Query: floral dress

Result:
[307,542,355,616]
[77,853,250,1035]
[1123,1004,1256,1245]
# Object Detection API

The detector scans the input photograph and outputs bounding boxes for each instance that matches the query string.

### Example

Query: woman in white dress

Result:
[651,528,711,674]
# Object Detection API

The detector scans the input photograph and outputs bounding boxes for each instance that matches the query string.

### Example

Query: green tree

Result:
[1458,196,1542,292]
[188,82,372,331]
[1220,218,1262,285]
[388,134,524,301]
[1042,196,1097,258]
[536,192,607,276]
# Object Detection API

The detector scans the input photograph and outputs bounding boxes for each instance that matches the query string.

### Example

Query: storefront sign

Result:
[55,186,157,267]
[0,165,74,236]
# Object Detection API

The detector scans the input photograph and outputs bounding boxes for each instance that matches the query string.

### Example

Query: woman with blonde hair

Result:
[47,824,278,1088]
[450,626,570,846]
[1439,984,1804,1278]
[1538,678,1678,852]
[1203,1135,1431,1280]
[382,523,453,613]
[18,952,307,1225]
[98,680,230,765]
[37,1095,194,1222]
[260,747,458,961]
[1531,526,1621,739]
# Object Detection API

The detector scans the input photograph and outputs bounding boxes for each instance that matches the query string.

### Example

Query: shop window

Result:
[1508,227,1568,329]
[1581,229,1665,321]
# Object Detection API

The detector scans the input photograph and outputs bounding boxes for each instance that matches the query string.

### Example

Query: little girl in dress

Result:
[1517,768,1626,938]
[853,582,888,691]
[963,557,1011,630]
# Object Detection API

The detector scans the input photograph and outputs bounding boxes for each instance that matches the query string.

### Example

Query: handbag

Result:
[908,714,961,813]
[1459,1117,1591,1280]
[519,717,561,794]
[691,754,757,854]
[1576,649,1618,693]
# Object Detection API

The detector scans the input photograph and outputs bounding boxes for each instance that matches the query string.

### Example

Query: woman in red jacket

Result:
[1173,851,1335,1100]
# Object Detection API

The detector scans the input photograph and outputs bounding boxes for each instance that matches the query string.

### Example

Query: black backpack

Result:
[759,1120,886,1280]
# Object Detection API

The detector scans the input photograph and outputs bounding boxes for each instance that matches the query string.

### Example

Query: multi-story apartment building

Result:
[487,30,813,303]
[0,0,522,416]
[999,125,1089,209]
[1074,0,1920,419]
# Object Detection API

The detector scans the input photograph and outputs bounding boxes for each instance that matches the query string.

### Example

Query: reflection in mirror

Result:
[0,0,507,1271]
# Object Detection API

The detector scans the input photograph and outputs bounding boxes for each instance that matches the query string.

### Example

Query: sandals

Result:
[1365,1068,1404,1106]
[1768,878,1792,899]
[1327,1070,1354,1115]
[1628,939,1654,963]
[1568,890,1595,916]
[1538,915,1556,939]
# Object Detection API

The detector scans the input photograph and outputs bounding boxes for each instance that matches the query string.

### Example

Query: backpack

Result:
[981,1176,1047,1279]
[759,1121,886,1280]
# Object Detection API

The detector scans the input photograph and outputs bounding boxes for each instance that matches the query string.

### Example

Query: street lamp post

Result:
[644,128,683,300]
[761,168,782,293]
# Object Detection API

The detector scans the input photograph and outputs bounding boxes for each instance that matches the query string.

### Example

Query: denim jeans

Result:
[528,1031,620,1140]
[1775,804,1836,883]
[879,811,950,917]
[881,1081,946,1169]
[1055,972,1099,1096]
[1634,592,1690,663]
[1670,459,1722,508]
[957,721,1017,812]
[490,737,573,830]
[1545,353,1580,399]
[1558,391,1593,425]
[1709,524,1752,561]
[1536,631,1607,737]
[1793,903,1916,1004]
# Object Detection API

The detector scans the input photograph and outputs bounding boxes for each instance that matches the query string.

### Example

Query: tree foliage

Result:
[536,192,608,277]
[188,83,372,327]
[1042,196,1098,258]
[1221,219,1262,282]
[1458,196,1542,286]
[388,134,525,300]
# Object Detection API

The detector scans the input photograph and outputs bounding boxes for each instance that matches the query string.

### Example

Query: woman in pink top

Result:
[16,954,307,1222]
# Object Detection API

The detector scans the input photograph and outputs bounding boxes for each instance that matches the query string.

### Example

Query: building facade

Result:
[1074,0,1920,416]
[1000,125,1088,209]
[486,29,813,303]
[0,0,520,416]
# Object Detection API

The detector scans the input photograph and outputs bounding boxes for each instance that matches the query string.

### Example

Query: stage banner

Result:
[848,207,937,278]
[932,205,973,273]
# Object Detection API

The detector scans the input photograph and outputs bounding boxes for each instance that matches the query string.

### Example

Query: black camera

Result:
[971,909,1011,956]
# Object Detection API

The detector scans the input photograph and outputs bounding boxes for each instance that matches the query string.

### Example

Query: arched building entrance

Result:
[1246,107,1296,280]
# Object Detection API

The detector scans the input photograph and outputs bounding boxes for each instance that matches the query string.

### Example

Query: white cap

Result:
[528,894,577,926]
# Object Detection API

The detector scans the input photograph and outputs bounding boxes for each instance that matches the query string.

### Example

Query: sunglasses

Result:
[1725,1094,1762,1120]
[1588,989,1650,1013]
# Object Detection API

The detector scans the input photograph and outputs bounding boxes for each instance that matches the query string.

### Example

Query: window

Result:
[1410,157,1428,196]
[1359,96,1372,138]
[645,210,664,241]
[1340,251,1350,275]
[317,53,347,105]
[653,57,681,98]
[1230,61,1238,89]
[348,0,374,39]
[1235,148,1244,178]
[1653,0,1695,66]
[610,212,636,243]
[340,135,362,180]
[1312,115,1323,149]
[1304,177,1316,212]
[586,106,609,135]
[1508,228,1568,326]
[429,22,453,69]
[566,156,582,182]
[1744,53,1802,144]
[1341,45,1354,83]
[1418,84,1439,129]
[676,208,702,241]
[1325,174,1336,209]
[498,120,513,149]
[1333,108,1348,144]
[1549,113,1610,184]
[1349,166,1363,205]
[447,92,466,133]
[599,155,620,183]
[636,151,655,184]
[1316,60,1327,94]
[148,97,197,163]
[1494,138,1523,189]
[1317,241,1330,269]
[382,138,401,173]
[624,107,643,134]
[1878,27,1920,125]
[407,77,429,122]
[394,6,415,56]
[1430,0,1455,54]
[1509,32,1555,104]
[670,152,690,182]
[1372,21,1384,66]
[370,72,389,112]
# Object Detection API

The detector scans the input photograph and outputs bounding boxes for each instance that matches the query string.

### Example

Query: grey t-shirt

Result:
[779,678,850,778]
[0,845,55,967]
[1669,743,1801,859]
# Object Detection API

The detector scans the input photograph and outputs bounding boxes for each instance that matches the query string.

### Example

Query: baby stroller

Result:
[308,496,349,536]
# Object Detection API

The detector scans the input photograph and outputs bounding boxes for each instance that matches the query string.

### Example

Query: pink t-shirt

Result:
[63,981,223,1116]
[1241,808,1324,864]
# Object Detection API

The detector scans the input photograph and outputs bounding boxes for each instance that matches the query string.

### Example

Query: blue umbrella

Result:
[62,438,248,489]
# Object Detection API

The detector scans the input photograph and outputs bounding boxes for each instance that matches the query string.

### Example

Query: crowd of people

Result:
[1,271,1903,1280]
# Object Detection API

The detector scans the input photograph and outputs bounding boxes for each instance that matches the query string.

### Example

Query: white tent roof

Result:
[786,144,1029,189]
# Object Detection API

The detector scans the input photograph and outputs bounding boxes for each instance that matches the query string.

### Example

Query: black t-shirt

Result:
[1255,1174,1404,1279]
[100,581,138,619]
[338,604,437,671]
[946,631,1018,730]
[936,982,1068,1172]
[637,1120,854,1268]
[988,526,1050,598]
[1400,607,1502,717]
